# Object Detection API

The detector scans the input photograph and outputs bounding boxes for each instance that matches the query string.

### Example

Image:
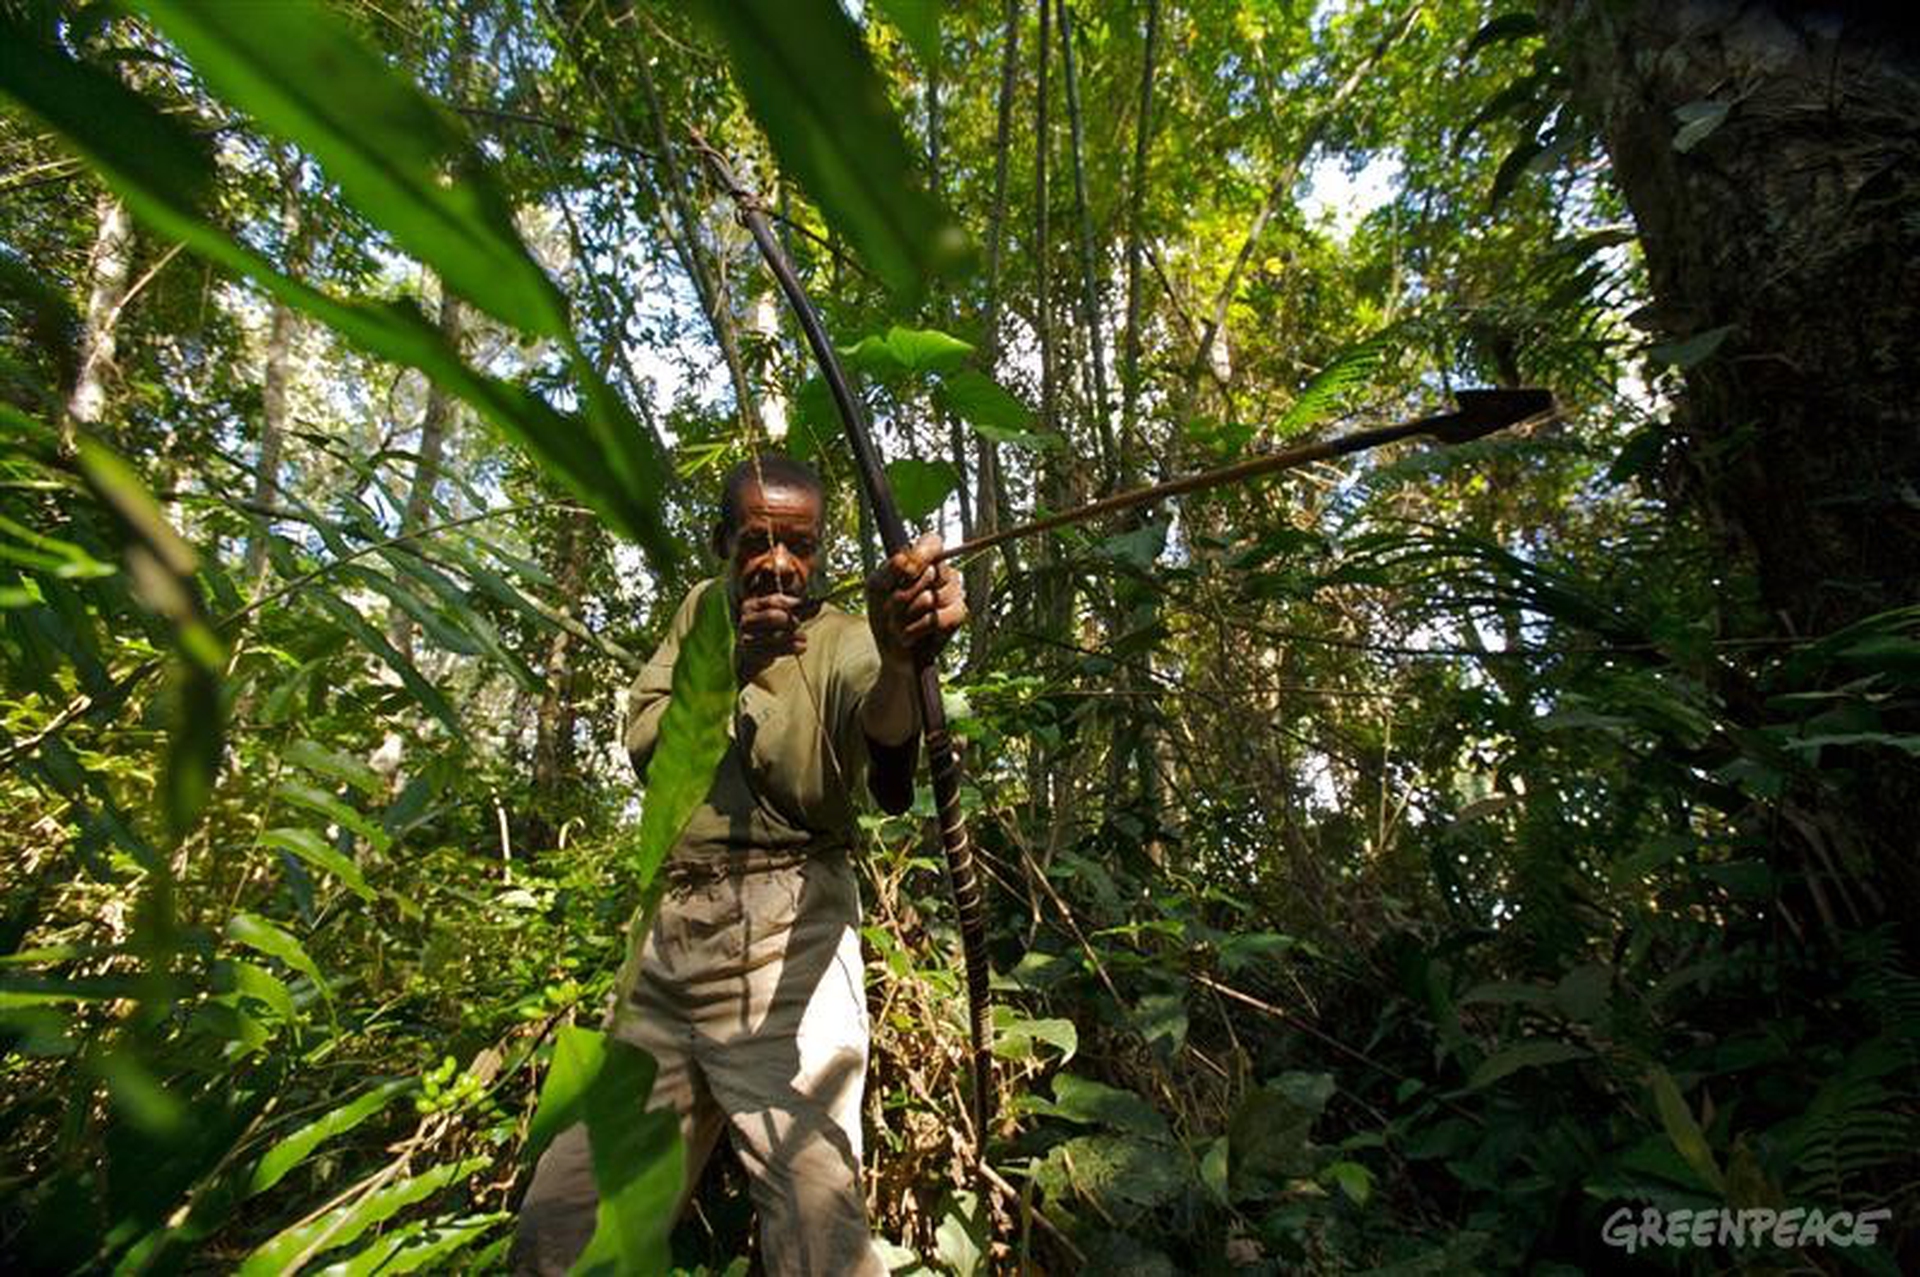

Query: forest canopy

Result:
[2,0,1917,1272]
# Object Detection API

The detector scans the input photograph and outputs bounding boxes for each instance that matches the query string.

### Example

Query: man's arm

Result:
[859,534,966,811]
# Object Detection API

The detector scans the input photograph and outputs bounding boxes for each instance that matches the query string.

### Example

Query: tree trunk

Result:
[1544,0,1920,910]
[63,191,134,451]
[389,283,464,659]
[531,507,596,848]
[245,151,306,586]
[1056,0,1117,486]
[927,55,975,545]
[968,0,1024,671]
[1119,0,1161,487]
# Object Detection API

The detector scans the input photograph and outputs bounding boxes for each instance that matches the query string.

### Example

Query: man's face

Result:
[724,479,824,601]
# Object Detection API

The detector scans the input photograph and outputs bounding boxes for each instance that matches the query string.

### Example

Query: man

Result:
[514,454,965,1275]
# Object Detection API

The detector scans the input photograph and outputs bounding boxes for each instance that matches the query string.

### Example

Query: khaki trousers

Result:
[513,853,885,1276]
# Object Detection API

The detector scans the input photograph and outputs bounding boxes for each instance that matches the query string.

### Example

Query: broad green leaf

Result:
[1035,1133,1186,1209]
[275,781,393,854]
[932,1191,985,1277]
[840,326,974,375]
[1227,1081,1319,1192]
[1029,1073,1168,1140]
[1459,980,1553,1008]
[238,1157,485,1277]
[630,584,736,900]
[228,960,297,1024]
[1672,99,1731,153]
[246,1079,414,1197]
[525,1026,680,1277]
[137,0,567,339]
[258,828,372,901]
[1466,1039,1589,1089]
[1649,324,1736,369]
[692,0,971,299]
[991,1007,1077,1064]
[311,1213,507,1277]
[1135,990,1188,1057]
[526,1024,625,1163]
[0,17,215,211]
[572,1074,681,1276]
[228,913,329,1005]
[884,458,960,523]
[1324,1159,1374,1206]
[934,370,1057,450]
[0,26,679,570]
[872,0,941,65]
[283,741,384,797]
[1199,1136,1230,1206]
[1648,1066,1726,1193]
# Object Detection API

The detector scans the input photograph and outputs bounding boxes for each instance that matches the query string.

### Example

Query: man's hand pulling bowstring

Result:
[866,532,967,668]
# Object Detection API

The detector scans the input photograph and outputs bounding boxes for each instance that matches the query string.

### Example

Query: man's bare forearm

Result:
[860,656,921,747]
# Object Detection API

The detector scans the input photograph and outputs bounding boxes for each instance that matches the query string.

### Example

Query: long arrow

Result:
[938,388,1556,563]
[694,138,998,1162]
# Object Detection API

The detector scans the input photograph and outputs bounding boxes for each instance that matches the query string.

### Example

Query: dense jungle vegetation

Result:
[3,0,1917,1271]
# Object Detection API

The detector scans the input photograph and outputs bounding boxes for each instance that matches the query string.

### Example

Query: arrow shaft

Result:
[939,393,1555,564]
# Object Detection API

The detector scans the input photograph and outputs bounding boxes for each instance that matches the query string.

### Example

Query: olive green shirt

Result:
[623,579,914,868]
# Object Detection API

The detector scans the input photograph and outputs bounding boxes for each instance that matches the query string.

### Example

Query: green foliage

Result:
[690,0,970,300]
[2,0,1914,1272]
[527,1025,681,1275]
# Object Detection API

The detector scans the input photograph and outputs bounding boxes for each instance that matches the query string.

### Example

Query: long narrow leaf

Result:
[692,0,970,299]
[631,583,735,899]
[0,25,679,571]
[311,1213,507,1276]
[257,828,373,901]
[245,1079,414,1197]
[227,913,329,1007]
[136,0,567,338]
[237,1157,485,1276]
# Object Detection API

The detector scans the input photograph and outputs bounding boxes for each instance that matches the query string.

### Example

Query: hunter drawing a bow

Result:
[693,136,1558,1176]
[695,139,1001,1159]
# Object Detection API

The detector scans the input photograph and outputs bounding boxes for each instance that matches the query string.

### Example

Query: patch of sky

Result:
[1299,151,1402,242]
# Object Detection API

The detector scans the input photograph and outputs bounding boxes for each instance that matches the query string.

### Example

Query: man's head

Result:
[711,454,827,601]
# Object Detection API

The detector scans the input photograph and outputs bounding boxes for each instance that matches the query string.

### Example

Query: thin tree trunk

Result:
[1056,0,1117,487]
[63,191,134,452]
[1031,0,1062,832]
[927,56,974,543]
[1119,0,1160,486]
[389,283,464,659]
[245,151,306,586]
[968,0,1024,670]
[532,507,596,847]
